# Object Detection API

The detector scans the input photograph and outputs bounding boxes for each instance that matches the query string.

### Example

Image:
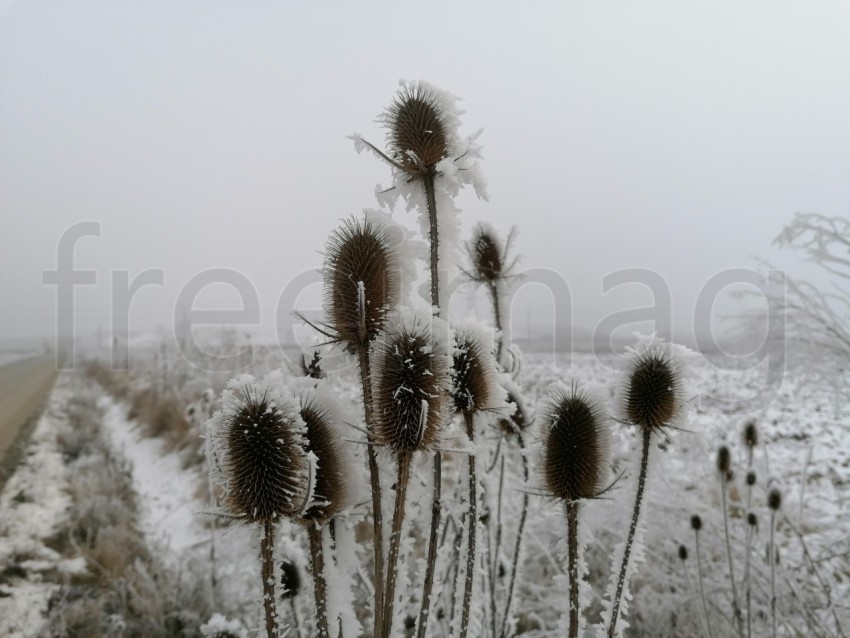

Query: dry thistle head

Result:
[743,419,758,448]
[207,373,308,522]
[324,217,400,348]
[382,82,450,174]
[540,383,609,502]
[371,311,449,452]
[678,544,688,561]
[746,471,757,486]
[690,514,702,531]
[620,344,684,434]
[451,323,502,415]
[470,225,503,282]
[747,512,758,527]
[768,488,782,511]
[717,446,731,476]
[295,380,348,524]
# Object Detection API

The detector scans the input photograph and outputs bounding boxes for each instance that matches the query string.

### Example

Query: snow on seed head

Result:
[324,216,400,348]
[381,82,450,175]
[539,382,609,502]
[450,323,502,415]
[371,310,449,452]
[619,339,686,434]
[208,373,308,523]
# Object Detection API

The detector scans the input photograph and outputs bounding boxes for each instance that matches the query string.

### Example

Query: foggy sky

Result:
[2,0,849,348]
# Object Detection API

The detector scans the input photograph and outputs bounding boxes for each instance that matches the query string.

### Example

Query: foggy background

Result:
[2,0,849,352]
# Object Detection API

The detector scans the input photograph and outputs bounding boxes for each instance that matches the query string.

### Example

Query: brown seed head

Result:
[747,512,758,527]
[768,488,782,511]
[743,419,758,448]
[690,514,702,531]
[382,83,450,174]
[211,380,307,522]
[746,471,757,486]
[622,348,682,433]
[324,217,400,347]
[717,446,731,475]
[540,384,609,502]
[469,225,503,283]
[371,312,448,452]
[451,324,499,415]
[678,544,688,561]
[280,559,301,599]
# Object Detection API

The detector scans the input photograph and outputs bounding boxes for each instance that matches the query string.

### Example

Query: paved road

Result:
[0,355,58,458]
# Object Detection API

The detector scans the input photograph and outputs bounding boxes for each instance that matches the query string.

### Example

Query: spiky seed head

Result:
[747,512,758,527]
[371,311,448,452]
[451,324,500,415]
[208,375,308,522]
[768,488,782,511]
[540,383,609,502]
[678,544,688,561]
[469,224,504,283]
[296,381,348,524]
[690,514,702,531]
[743,419,758,448]
[382,82,450,174]
[746,471,757,486]
[717,446,731,475]
[280,559,301,599]
[324,217,400,348]
[621,347,682,433]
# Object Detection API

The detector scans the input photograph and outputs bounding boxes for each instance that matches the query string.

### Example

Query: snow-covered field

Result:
[1,349,847,636]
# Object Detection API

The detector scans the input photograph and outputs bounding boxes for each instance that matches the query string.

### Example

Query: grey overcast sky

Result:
[1,0,849,346]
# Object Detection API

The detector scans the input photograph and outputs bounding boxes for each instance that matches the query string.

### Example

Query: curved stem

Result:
[260,519,278,638]
[608,429,651,638]
[721,475,744,637]
[500,432,530,638]
[566,501,580,638]
[308,525,330,638]
[357,345,385,637]
[383,451,413,638]
[460,413,478,638]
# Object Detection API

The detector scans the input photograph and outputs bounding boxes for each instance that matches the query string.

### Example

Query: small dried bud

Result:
[451,324,500,415]
[371,312,448,452]
[280,559,301,598]
[678,544,688,561]
[717,446,731,475]
[743,419,758,448]
[621,346,683,433]
[747,512,758,527]
[746,471,757,486]
[382,82,450,174]
[690,514,702,531]
[324,217,400,347]
[768,488,782,511]
[540,383,609,502]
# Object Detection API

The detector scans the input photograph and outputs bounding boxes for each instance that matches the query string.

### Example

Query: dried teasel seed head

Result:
[768,488,782,511]
[717,446,731,475]
[280,559,301,599]
[690,514,702,531]
[620,345,684,434]
[382,82,450,174]
[743,419,758,448]
[678,544,688,561]
[294,380,349,524]
[468,223,504,283]
[451,323,502,415]
[324,217,400,347]
[746,471,757,486]
[371,311,449,452]
[540,383,609,502]
[208,373,308,522]
[747,512,758,527]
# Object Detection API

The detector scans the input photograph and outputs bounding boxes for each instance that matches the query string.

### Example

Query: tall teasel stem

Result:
[260,519,278,638]
[460,413,478,638]
[539,382,609,638]
[608,342,687,638]
[768,488,782,638]
[308,524,330,638]
[678,545,707,638]
[691,515,715,638]
[383,451,413,638]
[743,420,758,638]
[718,445,744,638]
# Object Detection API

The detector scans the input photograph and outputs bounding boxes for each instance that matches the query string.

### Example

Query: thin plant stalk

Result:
[770,510,777,638]
[488,281,504,363]
[460,412,478,638]
[608,429,651,638]
[694,529,715,638]
[288,599,302,638]
[489,454,506,638]
[308,524,330,638]
[260,519,278,638]
[357,344,385,637]
[417,168,443,638]
[720,473,744,637]
[681,557,708,638]
[566,501,580,638]
[500,432,530,638]
[744,523,753,638]
[383,451,413,638]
